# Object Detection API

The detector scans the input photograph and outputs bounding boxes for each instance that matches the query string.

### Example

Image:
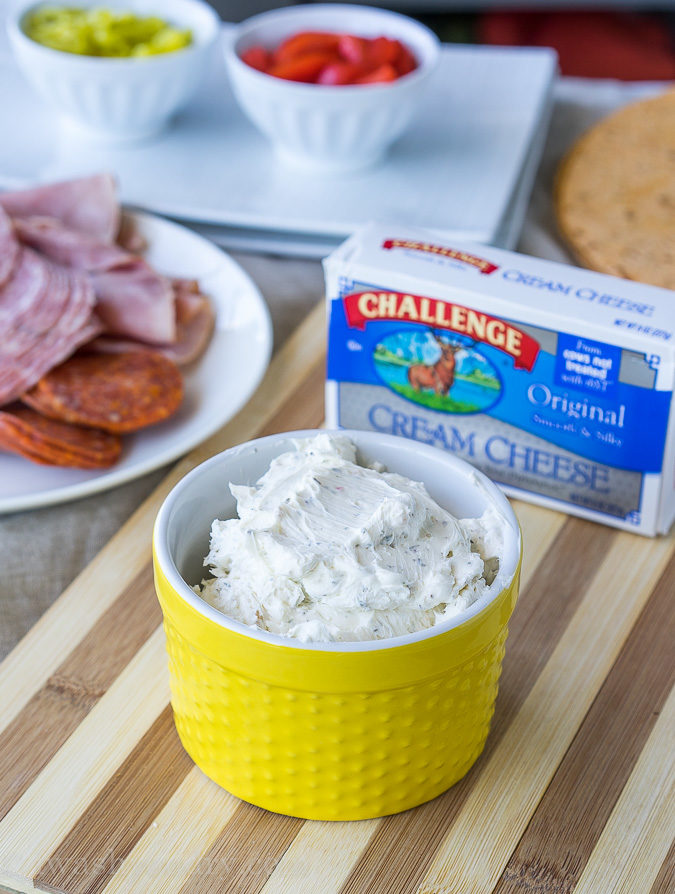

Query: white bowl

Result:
[223,3,440,173]
[7,0,220,143]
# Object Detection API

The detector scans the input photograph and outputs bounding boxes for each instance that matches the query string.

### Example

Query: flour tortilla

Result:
[555,89,675,289]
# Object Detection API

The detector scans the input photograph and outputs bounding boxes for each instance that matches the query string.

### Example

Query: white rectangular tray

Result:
[0,33,556,246]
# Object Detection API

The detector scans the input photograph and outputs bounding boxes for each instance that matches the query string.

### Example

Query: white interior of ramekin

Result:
[154,429,521,653]
[227,3,440,90]
[10,0,220,59]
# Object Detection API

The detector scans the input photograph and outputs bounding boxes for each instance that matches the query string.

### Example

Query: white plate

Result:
[0,212,272,514]
[0,30,556,246]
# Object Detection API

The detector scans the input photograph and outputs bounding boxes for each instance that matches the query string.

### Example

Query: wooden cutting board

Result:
[0,303,673,894]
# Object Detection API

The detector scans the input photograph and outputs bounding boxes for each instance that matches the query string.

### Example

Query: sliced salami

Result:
[0,406,121,468]
[23,352,183,433]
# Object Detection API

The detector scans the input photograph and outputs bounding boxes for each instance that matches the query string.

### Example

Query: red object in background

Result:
[240,30,418,84]
[480,11,675,80]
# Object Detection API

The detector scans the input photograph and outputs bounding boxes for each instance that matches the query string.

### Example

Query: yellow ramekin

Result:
[153,429,522,821]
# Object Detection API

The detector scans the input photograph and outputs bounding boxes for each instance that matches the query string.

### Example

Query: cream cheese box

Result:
[323,224,675,536]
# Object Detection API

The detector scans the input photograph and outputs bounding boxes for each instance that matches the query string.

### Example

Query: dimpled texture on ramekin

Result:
[162,614,509,821]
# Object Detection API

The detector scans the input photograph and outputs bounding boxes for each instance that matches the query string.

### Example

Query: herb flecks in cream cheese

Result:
[197,434,504,643]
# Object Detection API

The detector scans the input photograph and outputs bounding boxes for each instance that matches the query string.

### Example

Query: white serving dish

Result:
[0,210,272,514]
[224,4,440,173]
[7,0,220,142]
[0,25,556,247]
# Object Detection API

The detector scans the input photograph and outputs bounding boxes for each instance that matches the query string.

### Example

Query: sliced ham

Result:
[86,288,214,366]
[0,173,119,243]
[168,286,216,365]
[0,254,100,405]
[116,213,148,254]
[0,206,19,289]
[0,173,215,417]
[90,260,176,344]
[14,217,133,271]
[0,248,50,334]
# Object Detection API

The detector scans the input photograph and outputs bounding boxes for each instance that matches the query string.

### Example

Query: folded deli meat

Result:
[0,173,214,407]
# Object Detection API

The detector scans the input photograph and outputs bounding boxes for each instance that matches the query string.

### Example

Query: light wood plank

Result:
[101,768,239,894]
[0,303,325,739]
[511,500,565,589]
[177,803,303,894]
[574,685,675,894]
[261,819,382,894]
[0,627,168,881]
[417,529,675,894]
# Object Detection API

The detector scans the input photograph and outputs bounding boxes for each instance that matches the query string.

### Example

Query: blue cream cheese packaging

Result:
[323,224,675,536]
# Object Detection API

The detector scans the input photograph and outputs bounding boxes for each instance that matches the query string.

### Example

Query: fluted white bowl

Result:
[224,4,440,173]
[7,0,220,143]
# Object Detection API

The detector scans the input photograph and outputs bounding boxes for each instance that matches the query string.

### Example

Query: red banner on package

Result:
[343,291,539,371]
[382,239,499,275]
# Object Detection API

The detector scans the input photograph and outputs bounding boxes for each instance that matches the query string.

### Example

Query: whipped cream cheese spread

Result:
[197,434,505,643]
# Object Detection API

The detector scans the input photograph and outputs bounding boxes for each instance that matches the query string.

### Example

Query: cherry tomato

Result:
[395,44,417,76]
[338,34,370,65]
[241,45,271,73]
[274,31,340,63]
[240,30,418,85]
[368,36,400,67]
[317,61,368,85]
[268,51,336,83]
[355,63,398,84]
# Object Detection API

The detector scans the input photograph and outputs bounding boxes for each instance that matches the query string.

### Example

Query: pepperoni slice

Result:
[22,352,184,434]
[0,407,121,468]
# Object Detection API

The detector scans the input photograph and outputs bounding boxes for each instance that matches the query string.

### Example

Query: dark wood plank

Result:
[35,705,192,894]
[339,518,616,894]
[0,563,160,822]
[178,802,303,894]
[493,552,675,894]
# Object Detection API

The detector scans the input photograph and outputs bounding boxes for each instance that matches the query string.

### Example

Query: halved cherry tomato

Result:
[338,34,370,65]
[368,36,400,67]
[317,61,368,85]
[274,31,341,63]
[239,31,418,84]
[355,63,398,84]
[241,45,271,73]
[267,51,336,83]
[395,44,417,76]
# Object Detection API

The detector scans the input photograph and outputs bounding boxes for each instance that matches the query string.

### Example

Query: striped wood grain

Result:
[0,299,673,894]
[339,517,612,894]
[0,565,159,822]
[493,554,675,893]
[573,685,675,894]
[417,531,674,894]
